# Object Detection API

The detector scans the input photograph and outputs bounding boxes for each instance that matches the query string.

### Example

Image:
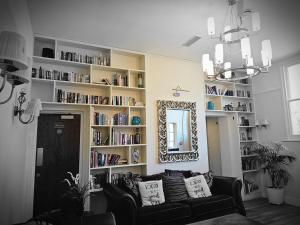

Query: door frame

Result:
[32,109,86,214]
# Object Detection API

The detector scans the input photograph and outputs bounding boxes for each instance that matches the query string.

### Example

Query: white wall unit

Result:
[204,78,261,200]
[31,35,147,205]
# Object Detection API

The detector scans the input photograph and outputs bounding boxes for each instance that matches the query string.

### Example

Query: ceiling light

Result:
[202,0,272,81]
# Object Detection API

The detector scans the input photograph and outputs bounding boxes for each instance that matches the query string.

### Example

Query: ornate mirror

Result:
[157,100,199,163]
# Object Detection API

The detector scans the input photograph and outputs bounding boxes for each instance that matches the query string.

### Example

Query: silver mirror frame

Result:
[157,100,199,163]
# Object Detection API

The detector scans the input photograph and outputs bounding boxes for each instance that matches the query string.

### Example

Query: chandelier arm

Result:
[0,73,7,92]
[0,84,15,105]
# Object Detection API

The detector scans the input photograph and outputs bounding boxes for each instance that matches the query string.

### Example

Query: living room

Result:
[0,0,299,225]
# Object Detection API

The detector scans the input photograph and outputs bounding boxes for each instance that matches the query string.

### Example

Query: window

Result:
[168,123,176,148]
[283,61,300,139]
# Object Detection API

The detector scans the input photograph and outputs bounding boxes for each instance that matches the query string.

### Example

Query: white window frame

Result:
[281,56,300,141]
[167,122,177,148]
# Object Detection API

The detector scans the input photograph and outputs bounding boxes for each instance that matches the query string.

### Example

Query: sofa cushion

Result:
[184,194,234,217]
[184,175,212,198]
[138,180,165,206]
[191,171,214,188]
[137,202,190,225]
[162,174,189,202]
[118,176,142,206]
[165,169,192,178]
[141,173,165,181]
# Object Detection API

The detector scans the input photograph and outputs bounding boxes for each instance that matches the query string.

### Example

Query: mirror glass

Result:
[166,109,191,152]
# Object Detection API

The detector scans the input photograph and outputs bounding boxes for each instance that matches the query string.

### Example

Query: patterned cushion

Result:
[138,180,165,206]
[119,176,142,205]
[162,174,189,202]
[184,175,212,198]
[191,171,214,188]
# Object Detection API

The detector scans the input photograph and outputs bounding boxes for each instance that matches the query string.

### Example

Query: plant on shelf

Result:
[60,172,94,217]
[253,142,296,204]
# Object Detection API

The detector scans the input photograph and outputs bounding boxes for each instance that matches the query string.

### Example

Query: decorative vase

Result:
[266,187,284,205]
[131,116,141,125]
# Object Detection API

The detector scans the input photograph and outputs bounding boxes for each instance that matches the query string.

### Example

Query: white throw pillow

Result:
[138,180,165,206]
[184,175,212,198]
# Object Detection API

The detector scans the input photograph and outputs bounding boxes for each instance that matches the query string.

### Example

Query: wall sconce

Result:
[255,119,270,128]
[172,86,190,97]
[14,91,42,124]
[0,31,29,105]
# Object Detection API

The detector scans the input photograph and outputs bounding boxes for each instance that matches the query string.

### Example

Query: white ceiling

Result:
[27,0,300,63]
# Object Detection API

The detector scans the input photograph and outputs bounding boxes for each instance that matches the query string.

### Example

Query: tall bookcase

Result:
[31,34,147,193]
[204,78,261,200]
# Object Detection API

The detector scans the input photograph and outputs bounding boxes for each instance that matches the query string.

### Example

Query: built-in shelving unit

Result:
[204,78,261,200]
[32,34,147,196]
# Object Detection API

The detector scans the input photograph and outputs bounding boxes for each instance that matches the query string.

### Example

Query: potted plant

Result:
[254,143,295,204]
[61,172,94,217]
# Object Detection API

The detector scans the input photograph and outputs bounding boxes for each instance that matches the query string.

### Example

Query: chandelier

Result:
[202,0,272,81]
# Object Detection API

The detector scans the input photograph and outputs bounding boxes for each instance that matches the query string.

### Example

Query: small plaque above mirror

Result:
[157,100,199,163]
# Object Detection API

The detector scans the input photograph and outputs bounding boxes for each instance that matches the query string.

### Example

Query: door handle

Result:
[36,148,43,166]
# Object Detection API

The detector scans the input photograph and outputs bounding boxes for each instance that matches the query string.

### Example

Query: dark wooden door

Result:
[34,114,81,216]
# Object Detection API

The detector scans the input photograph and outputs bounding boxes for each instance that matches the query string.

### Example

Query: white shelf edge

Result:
[90,162,147,170]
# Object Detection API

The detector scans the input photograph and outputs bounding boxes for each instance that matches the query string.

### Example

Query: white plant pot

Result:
[266,187,284,205]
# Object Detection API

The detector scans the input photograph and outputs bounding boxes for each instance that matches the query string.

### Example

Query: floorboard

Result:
[244,198,300,225]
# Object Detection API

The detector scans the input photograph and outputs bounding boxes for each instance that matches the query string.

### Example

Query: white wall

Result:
[253,55,300,206]
[146,54,209,174]
[0,0,35,224]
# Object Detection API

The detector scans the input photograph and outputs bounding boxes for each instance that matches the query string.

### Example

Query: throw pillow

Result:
[191,171,214,188]
[184,175,212,198]
[141,173,165,181]
[162,174,188,202]
[119,177,142,205]
[165,169,192,178]
[138,180,165,206]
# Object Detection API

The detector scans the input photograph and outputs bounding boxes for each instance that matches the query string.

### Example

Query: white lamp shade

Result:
[207,60,214,76]
[24,98,42,117]
[261,50,270,67]
[215,44,224,64]
[247,57,254,75]
[262,40,272,60]
[241,37,251,59]
[224,26,232,42]
[224,62,231,78]
[202,54,210,72]
[252,12,261,32]
[207,17,215,35]
[0,31,28,71]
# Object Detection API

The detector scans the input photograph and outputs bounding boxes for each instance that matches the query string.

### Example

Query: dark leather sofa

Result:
[104,173,246,225]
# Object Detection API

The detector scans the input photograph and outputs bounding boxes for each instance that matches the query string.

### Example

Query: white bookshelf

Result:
[32,34,147,195]
[204,78,261,200]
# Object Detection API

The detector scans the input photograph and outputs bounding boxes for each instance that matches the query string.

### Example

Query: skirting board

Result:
[285,196,300,207]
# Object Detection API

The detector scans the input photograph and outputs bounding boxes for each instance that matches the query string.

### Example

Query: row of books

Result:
[112,73,128,87]
[94,112,109,125]
[32,66,90,83]
[111,129,141,145]
[113,113,128,125]
[93,130,109,146]
[111,96,136,106]
[205,84,234,96]
[60,50,110,66]
[111,172,140,185]
[242,158,259,171]
[56,89,109,104]
[90,150,122,168]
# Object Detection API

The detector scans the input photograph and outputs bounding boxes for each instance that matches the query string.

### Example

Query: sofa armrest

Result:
[210,176,246,216]
[103,183,137,225]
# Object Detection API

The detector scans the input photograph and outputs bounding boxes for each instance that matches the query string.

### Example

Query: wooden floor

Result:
[244,198,300,225]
